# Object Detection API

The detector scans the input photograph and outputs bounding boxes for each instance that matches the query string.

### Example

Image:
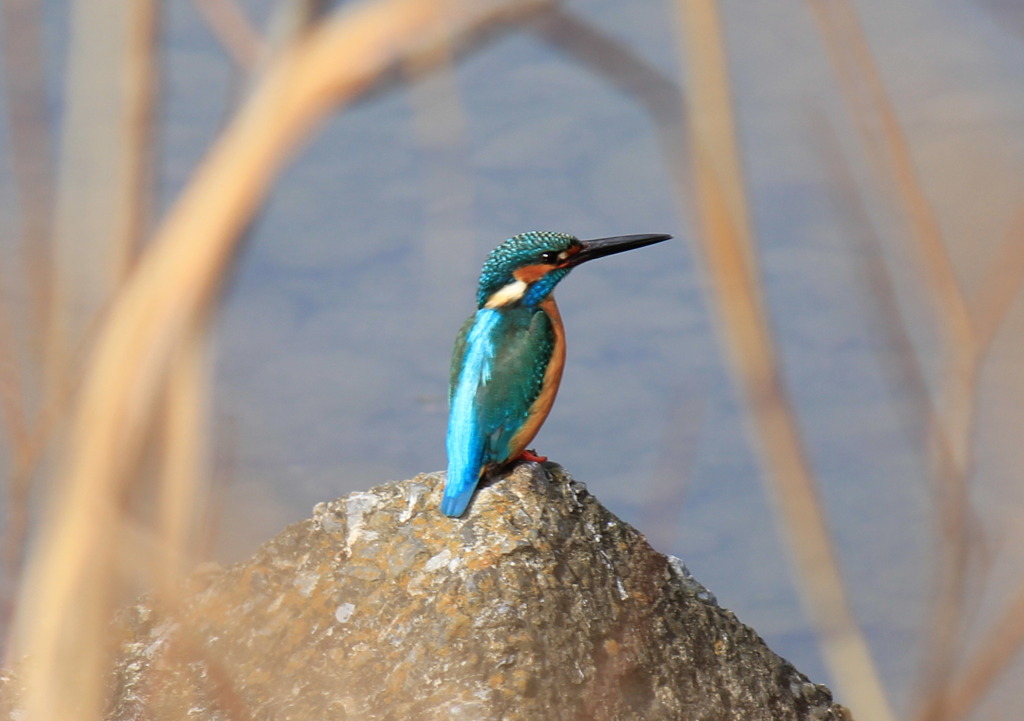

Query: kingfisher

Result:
[442,230,671,517]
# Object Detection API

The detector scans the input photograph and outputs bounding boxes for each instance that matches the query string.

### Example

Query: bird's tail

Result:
[442,447,485,517]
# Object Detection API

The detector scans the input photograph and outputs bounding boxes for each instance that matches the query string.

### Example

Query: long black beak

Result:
[567,233,672,267]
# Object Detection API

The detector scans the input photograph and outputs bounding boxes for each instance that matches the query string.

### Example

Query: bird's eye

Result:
[539,251,559,264]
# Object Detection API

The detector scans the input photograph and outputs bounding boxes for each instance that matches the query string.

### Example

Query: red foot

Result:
[516,448,548,463]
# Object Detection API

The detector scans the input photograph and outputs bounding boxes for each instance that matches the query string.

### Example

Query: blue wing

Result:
[442,307,555,516]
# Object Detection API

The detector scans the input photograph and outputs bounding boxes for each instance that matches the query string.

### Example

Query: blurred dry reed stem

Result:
[156,320,210,592]
[808,107,973,510]
[943,568,1024,721]
[910,208,1024,721]
[808,111,933,430]
[674,2,896,720]
[527,7,693,218]
[0,0,56,607]
[809,2,1024,716]
[803,4,1024,719]
[48,0,157,386]
[971,208,1024,352]
[529,6,685,135]
[811,112,992,721]
[8,1,551,720]
[192,0,265,69]
[9,3,161,716]
[0,0,54,332]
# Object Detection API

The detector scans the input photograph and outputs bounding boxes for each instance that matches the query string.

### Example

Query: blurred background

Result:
[1,0,1023,719]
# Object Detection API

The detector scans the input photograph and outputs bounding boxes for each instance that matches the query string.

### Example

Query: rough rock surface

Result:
[99,464,851,720]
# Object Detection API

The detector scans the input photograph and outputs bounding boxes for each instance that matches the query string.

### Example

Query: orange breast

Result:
[507,295,566,458]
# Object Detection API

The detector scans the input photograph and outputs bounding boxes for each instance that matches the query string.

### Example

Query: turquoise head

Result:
[476,231,671,310]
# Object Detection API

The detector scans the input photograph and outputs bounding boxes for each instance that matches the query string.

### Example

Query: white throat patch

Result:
[484,279,528,308]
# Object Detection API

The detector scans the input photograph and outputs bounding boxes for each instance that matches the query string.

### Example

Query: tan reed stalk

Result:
[526,6,692,219]
[674,2,895,719]
[805,1,973,353]
[46,0,157,400]
[0,0,55,352]
[808,111,966,516]
[0,281,30,539]
[942,579,1024,721]
[0,0,58,595]
[814,30,1024,721]
[912,206,1024,721]
[156,318,210,595]
[191,0,265,69]
[802,5,992,717]
[971,208,1024,353]
[10,2,551,720]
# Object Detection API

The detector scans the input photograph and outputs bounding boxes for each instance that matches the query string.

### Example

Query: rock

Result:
[103,464,850,719]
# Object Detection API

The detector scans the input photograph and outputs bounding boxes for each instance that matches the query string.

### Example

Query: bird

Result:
[442,230,671,517]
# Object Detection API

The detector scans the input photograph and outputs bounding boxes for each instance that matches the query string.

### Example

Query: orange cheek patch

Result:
[513,264,552,283]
